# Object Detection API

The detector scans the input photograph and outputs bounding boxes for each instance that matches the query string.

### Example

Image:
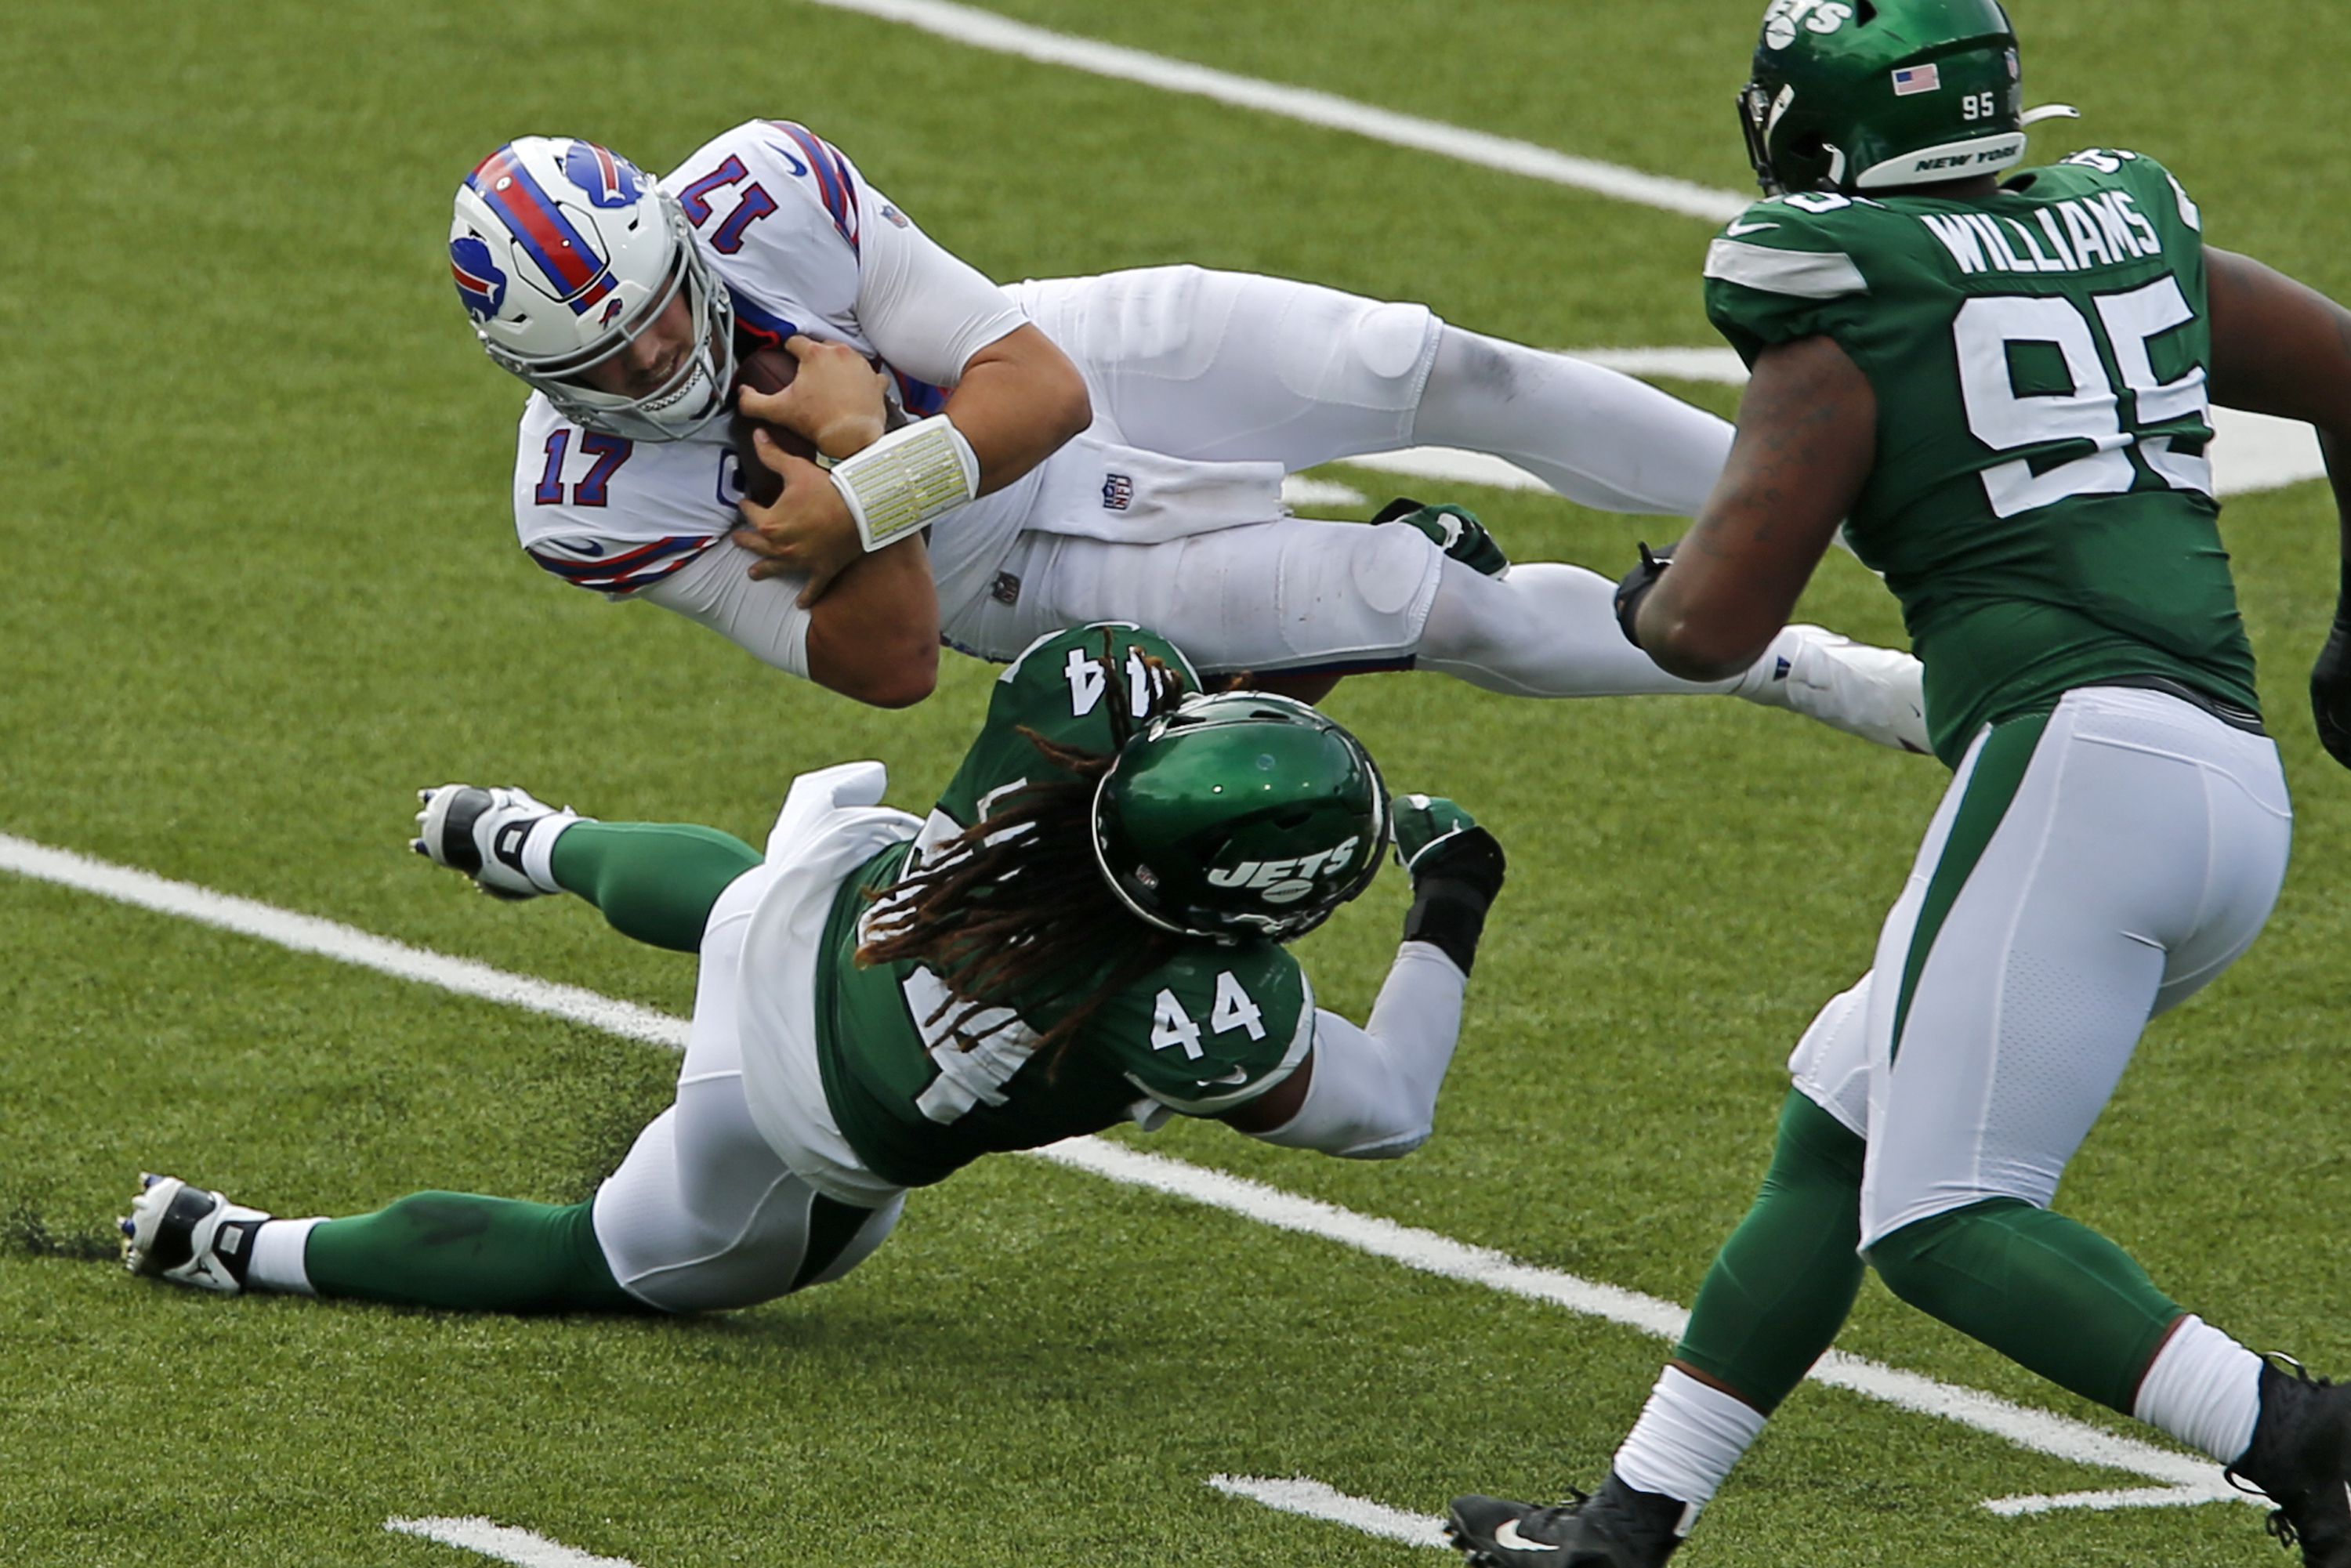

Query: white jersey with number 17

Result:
[509,118,1037,608]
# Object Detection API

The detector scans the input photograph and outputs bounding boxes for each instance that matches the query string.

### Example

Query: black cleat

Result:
[1446,1474,1690,1567]
[2227,1358,2351,1566]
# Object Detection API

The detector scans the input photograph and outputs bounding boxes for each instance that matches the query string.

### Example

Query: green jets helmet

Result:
[1091,690,1390,943]
[1737,0,2067,195]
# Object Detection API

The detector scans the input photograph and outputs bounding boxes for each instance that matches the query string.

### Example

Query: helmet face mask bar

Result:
[451,138,739,442]
[1737,80,1792,197]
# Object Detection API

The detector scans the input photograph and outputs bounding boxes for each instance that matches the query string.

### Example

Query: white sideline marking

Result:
[385,1516,640,1567]
[0,834,2248,1518]
[1208,1476,1448,1549]
[799,0,1746,223]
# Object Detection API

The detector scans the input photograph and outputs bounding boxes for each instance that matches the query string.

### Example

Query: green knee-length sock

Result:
[1673,1089,1870,1412]
[304,1193,640,1313]
[549,821,763,953]
[1867,1199,2183,1414]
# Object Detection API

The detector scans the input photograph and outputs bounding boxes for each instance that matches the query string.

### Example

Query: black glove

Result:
[1613,541,1677,649]
[1392,795,1506,976]
[2313,615,2351,768]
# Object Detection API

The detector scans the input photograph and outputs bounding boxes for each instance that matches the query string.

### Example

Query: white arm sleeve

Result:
[1249,942,1468,1160]
[634,538,813,679]
[853,195,1030,389]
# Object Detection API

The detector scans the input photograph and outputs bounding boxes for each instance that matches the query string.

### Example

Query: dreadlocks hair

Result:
[856,634,1194,1074]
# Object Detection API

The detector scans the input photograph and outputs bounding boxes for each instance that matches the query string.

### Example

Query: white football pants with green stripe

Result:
[1784,684,2290,1246]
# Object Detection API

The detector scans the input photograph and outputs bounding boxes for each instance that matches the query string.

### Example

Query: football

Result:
[729,345,817,506]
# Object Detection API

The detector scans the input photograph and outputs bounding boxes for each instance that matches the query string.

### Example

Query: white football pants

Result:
[1783,686,2291,1249]
[591,864,904,1313]
[947,266,1739,687]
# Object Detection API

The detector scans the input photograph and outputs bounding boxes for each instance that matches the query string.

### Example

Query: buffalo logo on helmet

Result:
[561,142,644,209]
[450,235,509,321]
[1204,836,1365,907]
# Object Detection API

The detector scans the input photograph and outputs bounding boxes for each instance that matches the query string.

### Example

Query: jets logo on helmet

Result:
[449,135,737,441]
[1762,0,1853,49]
[561,141,643,208]
[449,236,508,322]
[1205,835,1370,907]
[1092,691,1390,943]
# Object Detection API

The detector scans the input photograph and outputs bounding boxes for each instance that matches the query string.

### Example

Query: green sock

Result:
[1867,1199,2184,1414]
[304,1193,641,1313]
[1673,1089,1869,1412]
[549,822,763,953]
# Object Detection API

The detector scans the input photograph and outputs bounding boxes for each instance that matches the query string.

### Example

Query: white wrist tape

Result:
[826,415,980,552]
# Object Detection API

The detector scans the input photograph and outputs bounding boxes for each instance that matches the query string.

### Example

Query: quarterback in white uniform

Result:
[451,122,1926,748]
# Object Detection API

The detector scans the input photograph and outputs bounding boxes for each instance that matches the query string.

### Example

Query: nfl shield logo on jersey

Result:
[1102,473,1136,511]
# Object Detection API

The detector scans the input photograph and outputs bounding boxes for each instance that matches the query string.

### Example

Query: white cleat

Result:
[411,784,583,900]
[1736,625,1929,754]
[120,1174,270,1295]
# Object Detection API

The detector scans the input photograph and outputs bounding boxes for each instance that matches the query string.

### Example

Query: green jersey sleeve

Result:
[1702,193,1896,365]
[933,622,1202,832]
[1089,944,1314,1116]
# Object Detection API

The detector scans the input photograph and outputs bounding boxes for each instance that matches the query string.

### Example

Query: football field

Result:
[10,2,2351,1564]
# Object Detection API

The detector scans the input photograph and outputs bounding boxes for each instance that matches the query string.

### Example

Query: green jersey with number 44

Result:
[1704,148,2255,764]
[813,625,1316,1190]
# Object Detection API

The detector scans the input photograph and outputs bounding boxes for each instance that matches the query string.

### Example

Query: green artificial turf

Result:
[7,1,2349,1563]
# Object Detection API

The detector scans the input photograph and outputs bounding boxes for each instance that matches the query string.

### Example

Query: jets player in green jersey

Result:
[121,624,1505,1321]
[1447,3,2351,1566]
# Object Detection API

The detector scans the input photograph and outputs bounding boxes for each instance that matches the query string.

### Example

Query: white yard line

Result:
[0,835,686,1052]
[1280,475,1367,512]
[1208,1476,1450,1548]
[799,0,1746,223]
[385,1517,641,1567]
[0,834,2247,1516]
[1036,1136,2238,1509]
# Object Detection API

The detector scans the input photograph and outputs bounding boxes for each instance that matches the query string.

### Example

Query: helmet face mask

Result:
[1090,691,1391,943]
[451,138,738,441]
[1738,0,2030,197]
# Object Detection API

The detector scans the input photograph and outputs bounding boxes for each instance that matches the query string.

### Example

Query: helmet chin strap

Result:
[2020,103,2081,127]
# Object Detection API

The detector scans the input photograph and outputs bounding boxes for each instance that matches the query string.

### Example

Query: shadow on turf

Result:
[9,1203,118,1263]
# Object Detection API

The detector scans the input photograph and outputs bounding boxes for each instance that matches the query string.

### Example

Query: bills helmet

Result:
[1092,692,1389,943]
[450,136,737,440]
[1737,0,2071,196]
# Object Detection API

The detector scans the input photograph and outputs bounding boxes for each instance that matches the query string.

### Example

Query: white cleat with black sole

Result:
[411,784,582,900]
[120,1174,270,1295]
